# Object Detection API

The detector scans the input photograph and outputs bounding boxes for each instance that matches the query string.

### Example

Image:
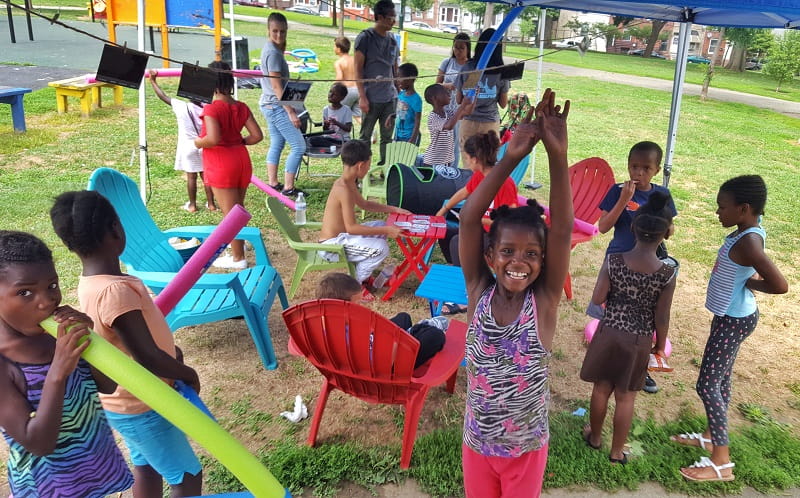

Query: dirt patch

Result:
[1,225,797,497]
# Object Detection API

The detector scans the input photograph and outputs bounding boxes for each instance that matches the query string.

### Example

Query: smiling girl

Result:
[458,89,572,497]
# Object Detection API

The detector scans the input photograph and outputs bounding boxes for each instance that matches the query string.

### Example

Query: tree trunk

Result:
[643,20,666,57]
[338,0,344,37]
[482,3,494,33]
[701,27,726,102]
[643,20,666,56]
[544,13,555,48]
[725,44,746,71]
[331,0,337,28]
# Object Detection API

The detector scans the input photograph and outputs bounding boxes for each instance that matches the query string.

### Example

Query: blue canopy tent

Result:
[470,1,800,186]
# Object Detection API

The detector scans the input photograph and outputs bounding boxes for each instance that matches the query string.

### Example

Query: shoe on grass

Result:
[643,374,659,394]
[212,254,247,270]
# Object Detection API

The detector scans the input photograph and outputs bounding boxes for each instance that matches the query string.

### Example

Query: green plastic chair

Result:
[266,196,356,298]
[360,141,419,217]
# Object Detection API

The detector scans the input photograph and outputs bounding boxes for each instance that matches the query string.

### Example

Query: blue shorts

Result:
[105,409,202,485]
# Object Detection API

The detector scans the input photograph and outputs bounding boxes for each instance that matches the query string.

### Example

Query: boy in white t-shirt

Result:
[149,69,215,213]
[309,83,353,149]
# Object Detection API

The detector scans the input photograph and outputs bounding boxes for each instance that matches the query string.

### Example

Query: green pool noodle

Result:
[40,317,286,497]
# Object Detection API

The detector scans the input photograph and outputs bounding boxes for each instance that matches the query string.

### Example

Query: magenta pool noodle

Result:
[153,204,251,316]
[39,317,286,497]
[85,68,263,84]
[517,196,598,236]
[250,174,296,210]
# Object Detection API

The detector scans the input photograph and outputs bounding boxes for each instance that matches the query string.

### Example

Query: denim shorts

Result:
[105,409,202,485]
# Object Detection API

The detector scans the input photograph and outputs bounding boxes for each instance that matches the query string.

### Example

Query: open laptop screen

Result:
[279,80,312,110]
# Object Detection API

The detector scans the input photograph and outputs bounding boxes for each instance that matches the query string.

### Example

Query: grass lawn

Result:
[1,15,800,498]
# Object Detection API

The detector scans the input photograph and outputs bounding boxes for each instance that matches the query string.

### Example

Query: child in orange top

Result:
[51,191,203,498]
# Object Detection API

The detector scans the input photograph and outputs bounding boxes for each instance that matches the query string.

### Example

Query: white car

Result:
[553,40,578,49]
[407,21,439,32]
[285,6,320,15]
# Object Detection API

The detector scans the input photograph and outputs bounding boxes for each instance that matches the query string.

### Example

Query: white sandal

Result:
[671,432,712,451]
[680,456,735,482]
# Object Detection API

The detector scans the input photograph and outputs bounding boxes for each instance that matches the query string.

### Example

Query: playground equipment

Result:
[103,0,223,68]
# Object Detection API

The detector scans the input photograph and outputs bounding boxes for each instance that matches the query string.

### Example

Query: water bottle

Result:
[295,192,306,225]
[373,264,395,288]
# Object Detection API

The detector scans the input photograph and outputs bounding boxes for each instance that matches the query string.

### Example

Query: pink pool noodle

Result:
[583,318,672,357]
[250,174,296,211]
[517,196,599,237]
[85,68,262,84]
[153,204,251,316]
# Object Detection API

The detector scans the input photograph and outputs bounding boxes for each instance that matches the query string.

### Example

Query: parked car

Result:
[628,49,666,59]
[687,55,711,64]
[441,24,459,34]
[285,5,320,15]
[235,0,266,6]
[407,21,439,32]
[745,58,764,70]
[553,40,578,49]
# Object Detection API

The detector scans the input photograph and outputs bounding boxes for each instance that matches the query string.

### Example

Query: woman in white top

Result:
[436,33,470,169]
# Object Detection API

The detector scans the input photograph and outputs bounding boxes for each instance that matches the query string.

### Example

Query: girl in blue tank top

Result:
[675,175,787,482]
[459,89,572,498]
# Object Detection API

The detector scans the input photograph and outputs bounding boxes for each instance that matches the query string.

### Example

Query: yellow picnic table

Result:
[48,74,124,117]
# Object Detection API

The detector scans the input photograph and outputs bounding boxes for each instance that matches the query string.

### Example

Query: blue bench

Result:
[0,86,32,132]
[415,264,467,316]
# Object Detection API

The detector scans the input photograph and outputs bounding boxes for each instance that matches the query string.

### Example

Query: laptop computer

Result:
[279,80,312,110]
[96,44,149,89]
[177,64,217,104]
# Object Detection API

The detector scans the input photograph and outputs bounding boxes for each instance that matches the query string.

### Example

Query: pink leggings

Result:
[462,443,549,498]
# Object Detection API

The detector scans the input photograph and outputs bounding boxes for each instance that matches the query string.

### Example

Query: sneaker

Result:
[420,316,449,331]
[281,187,305,198]
[643,374,659,394]
[212,254,247,270]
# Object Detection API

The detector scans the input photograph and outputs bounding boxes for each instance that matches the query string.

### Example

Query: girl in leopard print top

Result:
[580,191,677,465]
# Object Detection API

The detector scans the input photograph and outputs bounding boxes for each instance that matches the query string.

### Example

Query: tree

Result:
[409,0,433,14]
[642,20,667,58]
[763,31,800,92]
[701,27,726,101]
[723,28,774,71]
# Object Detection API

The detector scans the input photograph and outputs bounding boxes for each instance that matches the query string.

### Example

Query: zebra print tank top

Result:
[464,285,550,457]
[3,358,133,497]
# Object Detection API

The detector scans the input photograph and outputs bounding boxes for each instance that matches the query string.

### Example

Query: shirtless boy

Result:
[319,140,410,300]
[334,36,362,124]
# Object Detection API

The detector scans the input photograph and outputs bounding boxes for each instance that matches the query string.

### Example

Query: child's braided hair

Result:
[487,198,548,250]
[631,191,673,243]
[50,190,119,257]
[720,175,767,216]
[0,231,53,276]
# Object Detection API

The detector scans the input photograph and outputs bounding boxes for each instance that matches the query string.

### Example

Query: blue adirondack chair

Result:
[88,167,288,370]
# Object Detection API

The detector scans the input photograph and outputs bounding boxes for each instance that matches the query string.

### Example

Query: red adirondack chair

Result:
[282,299,467,469]
[564,157,615,299]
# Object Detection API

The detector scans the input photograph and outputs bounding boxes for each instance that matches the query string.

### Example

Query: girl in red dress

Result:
[195,61,263,269]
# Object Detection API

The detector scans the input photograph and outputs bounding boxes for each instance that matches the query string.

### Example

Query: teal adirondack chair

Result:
[266,196,356,298]
[360,141,419,217]
[88,167,288,370]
